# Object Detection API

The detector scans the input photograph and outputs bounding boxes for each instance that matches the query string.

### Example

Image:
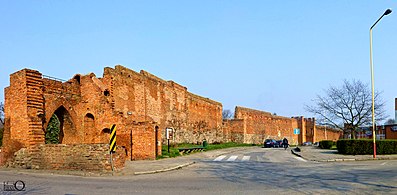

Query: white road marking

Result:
[242,156,250,161]
[381,162,387,166]
[214,155,227,161]
[294,156,307,162]
[227,156,238,161]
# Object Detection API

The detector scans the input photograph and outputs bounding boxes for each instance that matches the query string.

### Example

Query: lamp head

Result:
[384,9,392,15]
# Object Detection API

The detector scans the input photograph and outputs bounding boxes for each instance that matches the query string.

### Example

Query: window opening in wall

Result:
[104,90,110,96]
[84,113,95,140]
[102,128,110,134]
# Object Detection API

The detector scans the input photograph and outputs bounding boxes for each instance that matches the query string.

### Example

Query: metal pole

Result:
[370,27,377,159]
[110,152,114,174]
[369,9,392,159]
[168,139,170,154]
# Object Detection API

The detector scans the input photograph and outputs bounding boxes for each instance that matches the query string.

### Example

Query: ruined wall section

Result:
[163,81,188,143]
[293,116,306,144]
[41,72,117,145]
[102,66,148,159]
[234,107,298,144]
[4,69,46,148]
[222,119,244,143]
[42,78,79,144]
[103,65,222,145]
[187,93,223,143]
[74,74,117,144]
[304,118,315,143]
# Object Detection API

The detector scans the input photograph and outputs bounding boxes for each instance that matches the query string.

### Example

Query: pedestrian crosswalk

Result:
[213,155,252,162]
[212,154,304,162]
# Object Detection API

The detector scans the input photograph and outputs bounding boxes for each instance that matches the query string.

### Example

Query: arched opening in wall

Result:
[84,113,95,143]
[101,128,110,144]
[46,106,75,144]
[102,128,110,134]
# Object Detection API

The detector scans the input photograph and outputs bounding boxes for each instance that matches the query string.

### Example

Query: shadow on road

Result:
[199,161,397,194]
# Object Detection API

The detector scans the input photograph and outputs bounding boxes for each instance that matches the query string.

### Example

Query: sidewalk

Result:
[291,146,397,162]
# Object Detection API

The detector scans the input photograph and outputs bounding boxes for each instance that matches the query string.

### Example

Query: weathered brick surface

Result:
[2,66,342,170]
[315,126,343,141]
[222,119,245,143]
[2,66,223,168]
[231,107,299,144]
[7,144,125,171]
[225,107,341,145]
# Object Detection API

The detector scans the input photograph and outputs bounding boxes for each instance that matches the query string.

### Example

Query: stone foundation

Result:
[7,144,125,172]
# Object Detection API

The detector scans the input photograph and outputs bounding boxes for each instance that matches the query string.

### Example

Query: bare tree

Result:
[222,109,234,119]
[0,102,4,126]
[306,80,387,139]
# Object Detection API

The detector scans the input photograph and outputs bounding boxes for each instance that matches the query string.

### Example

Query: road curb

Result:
[292,148,397,162]
[133,161,196,175]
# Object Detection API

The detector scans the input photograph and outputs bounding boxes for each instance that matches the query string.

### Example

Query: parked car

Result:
[275,140,283,148]
[264,139,277,148]
[302,141,312,146]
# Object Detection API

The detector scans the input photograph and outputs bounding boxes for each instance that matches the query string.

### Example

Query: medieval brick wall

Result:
[228,107,299,145]
[8,144,125,172]
[222,119,245,143]
[304,118,316,143]
[3,65,223,165]
[315,126,343,141]
[4,70,30,147]
[2,65,344,171]
[102,65,222,145]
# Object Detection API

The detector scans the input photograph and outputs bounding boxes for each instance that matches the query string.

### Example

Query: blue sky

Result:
[1,1,397,121]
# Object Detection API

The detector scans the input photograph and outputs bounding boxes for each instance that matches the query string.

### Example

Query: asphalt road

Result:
[0,147,396,195]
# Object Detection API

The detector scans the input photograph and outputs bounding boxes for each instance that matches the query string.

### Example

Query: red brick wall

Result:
[9,144,125,171]
[232,107,299,144]
[4,65,223,164]
[4,70,30,147]
[131,122,156,160]
[385,125,397,139]
[103,65,222,145]
[222,119,245,143]
[315,125,343,142]
[304,118,315,143]
[3,65,346,171]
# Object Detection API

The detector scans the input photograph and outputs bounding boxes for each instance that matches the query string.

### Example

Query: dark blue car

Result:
[264,139,277,148]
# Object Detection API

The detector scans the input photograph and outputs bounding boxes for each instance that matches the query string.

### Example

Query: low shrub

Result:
[319,140,334,149]
[337,139,397,155]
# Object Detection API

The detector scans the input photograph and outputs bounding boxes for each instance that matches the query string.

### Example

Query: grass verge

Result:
[156,142,257,159]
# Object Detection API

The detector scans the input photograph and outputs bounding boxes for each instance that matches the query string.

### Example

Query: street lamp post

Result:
[369,8,392,159]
